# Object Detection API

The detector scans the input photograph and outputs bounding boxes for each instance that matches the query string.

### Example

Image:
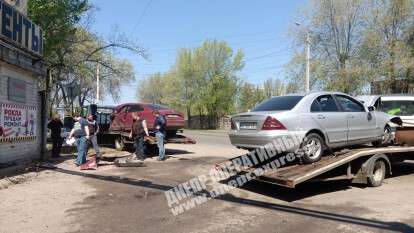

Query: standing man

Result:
[153,110,167,161]
[87,114,101,158]
[129,113,149,161]
[47,114,63,158]
[69,113,90,166]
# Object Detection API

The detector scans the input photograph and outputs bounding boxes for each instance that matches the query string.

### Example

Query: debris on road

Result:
[36,162,57,169]
[114,155,145,167]
[101,151,131,159]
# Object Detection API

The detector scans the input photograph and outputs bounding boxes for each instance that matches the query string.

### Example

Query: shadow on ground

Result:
[49,161,414,233]
[237,161,414,202]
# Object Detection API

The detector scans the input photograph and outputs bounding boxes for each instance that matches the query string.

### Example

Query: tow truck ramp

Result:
[220,146,414,188]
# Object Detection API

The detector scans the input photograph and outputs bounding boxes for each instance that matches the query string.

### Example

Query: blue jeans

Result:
[134,135,145,159]
[156,132,165,159]
[90,134,100,156]
[76,136,88,165]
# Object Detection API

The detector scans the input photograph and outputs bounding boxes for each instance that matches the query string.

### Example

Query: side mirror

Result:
[368,106,376,112]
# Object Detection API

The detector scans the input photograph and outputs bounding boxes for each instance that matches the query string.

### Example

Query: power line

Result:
[135,63,287,77]
[148,30,278,48]
[149,37,282,53]
[245,47,293,62]
[134,48,292,74]
[130,0,154,35]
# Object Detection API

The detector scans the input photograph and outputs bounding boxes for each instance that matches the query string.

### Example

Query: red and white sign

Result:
[0,103,37,140]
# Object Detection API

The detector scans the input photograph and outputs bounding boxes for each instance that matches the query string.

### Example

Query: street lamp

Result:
[295,22,310,92]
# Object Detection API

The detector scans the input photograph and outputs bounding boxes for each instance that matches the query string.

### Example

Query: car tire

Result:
[367,159,386,187]
[114,136,125,151]
[300,133,325,164]
[372,125,392,147]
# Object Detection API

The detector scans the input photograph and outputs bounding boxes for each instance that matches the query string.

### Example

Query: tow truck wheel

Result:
[114,136,125,151]
[368,159,386,187]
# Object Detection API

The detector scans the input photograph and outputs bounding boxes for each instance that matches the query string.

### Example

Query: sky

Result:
[89,0,307,105]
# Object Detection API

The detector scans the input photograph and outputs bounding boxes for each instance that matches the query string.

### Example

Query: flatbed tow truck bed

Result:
[219,145,414,188]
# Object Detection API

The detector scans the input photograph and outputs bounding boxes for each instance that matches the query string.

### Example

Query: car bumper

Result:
[228,130,306,150]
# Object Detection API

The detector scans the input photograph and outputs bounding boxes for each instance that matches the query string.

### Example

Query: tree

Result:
[28,0,90,59]
[286,0,368,94]
[238,83,265,112]
[287,0,414,95]
[191,40,244,127]
[263,78,286,98]
[362,0,414,93]
[28,0,145,115]
[137,40,244,128]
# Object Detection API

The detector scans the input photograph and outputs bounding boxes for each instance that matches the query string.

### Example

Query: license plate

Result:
[239,122,257,129]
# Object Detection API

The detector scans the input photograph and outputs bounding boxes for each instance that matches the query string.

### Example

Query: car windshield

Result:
[149,104,170,110]
[380,100,414,116]
[97,107,114,114]
[252,96,304,112]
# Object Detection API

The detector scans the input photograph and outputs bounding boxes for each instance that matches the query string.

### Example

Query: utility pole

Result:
[96,64,100,104]
[295,22,311,92]
[305,31,310,92]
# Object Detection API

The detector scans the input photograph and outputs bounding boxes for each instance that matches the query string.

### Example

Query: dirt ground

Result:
[1,131,414,233]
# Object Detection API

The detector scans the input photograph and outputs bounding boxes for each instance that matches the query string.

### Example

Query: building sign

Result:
[8,77,26,102]
[0,0,43,56]
[4,0,27,15]
[0,103,36,142]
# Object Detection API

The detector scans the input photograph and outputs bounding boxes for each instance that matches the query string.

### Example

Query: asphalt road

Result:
[182,130,234,146]
[1,132,414,233]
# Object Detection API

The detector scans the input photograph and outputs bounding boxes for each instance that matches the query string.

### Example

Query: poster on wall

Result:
[0,103,37,142]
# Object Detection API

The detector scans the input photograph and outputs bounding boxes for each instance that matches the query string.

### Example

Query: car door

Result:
[334,94,377,141]
[310,94,348,144]
[123,104,144,132]
[111,106,128,132]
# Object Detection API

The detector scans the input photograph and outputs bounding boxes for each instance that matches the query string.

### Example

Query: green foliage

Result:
[28,0,90,60]
[238,83,265,112]
[138,40,244,127]
[28,0,140,115]
[286,0,414,95]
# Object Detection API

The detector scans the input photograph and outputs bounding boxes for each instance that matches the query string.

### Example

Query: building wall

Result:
[0,61,41,163]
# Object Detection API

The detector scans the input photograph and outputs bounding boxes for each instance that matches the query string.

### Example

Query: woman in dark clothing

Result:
[129,112,149,160]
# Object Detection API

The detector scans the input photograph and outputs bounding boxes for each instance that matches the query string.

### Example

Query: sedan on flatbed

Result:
[229,92,393,164]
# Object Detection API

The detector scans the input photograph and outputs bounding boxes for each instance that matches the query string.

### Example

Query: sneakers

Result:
[157,157,166,161]
[128,154,145,161]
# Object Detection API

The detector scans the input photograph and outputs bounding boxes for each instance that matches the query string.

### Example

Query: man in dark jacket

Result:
[47,114,63,158]
[129,113,149,161]
[153,110,167,161]
[87,114,101,158]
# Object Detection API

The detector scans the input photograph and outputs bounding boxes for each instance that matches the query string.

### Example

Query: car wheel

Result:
[114,136,125,151]
[367,159,386,187]
[372,125,392,147]
[300,133,324,164]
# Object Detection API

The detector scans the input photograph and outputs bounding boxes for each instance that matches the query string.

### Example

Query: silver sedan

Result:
[229,92,393,163]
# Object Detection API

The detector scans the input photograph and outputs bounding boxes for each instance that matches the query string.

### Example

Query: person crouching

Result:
[129,112,149,161]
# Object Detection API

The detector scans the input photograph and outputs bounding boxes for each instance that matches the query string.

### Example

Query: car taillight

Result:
[231,119,237,130]
[261,116,286,130]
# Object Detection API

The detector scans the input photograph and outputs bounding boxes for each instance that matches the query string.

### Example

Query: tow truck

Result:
[216,127,414,188]
[83,104,196,151]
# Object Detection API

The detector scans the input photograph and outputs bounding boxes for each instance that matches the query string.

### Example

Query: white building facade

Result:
[0,0,47,164]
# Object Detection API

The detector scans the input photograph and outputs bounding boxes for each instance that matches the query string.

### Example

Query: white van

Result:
[357,95,414,126]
